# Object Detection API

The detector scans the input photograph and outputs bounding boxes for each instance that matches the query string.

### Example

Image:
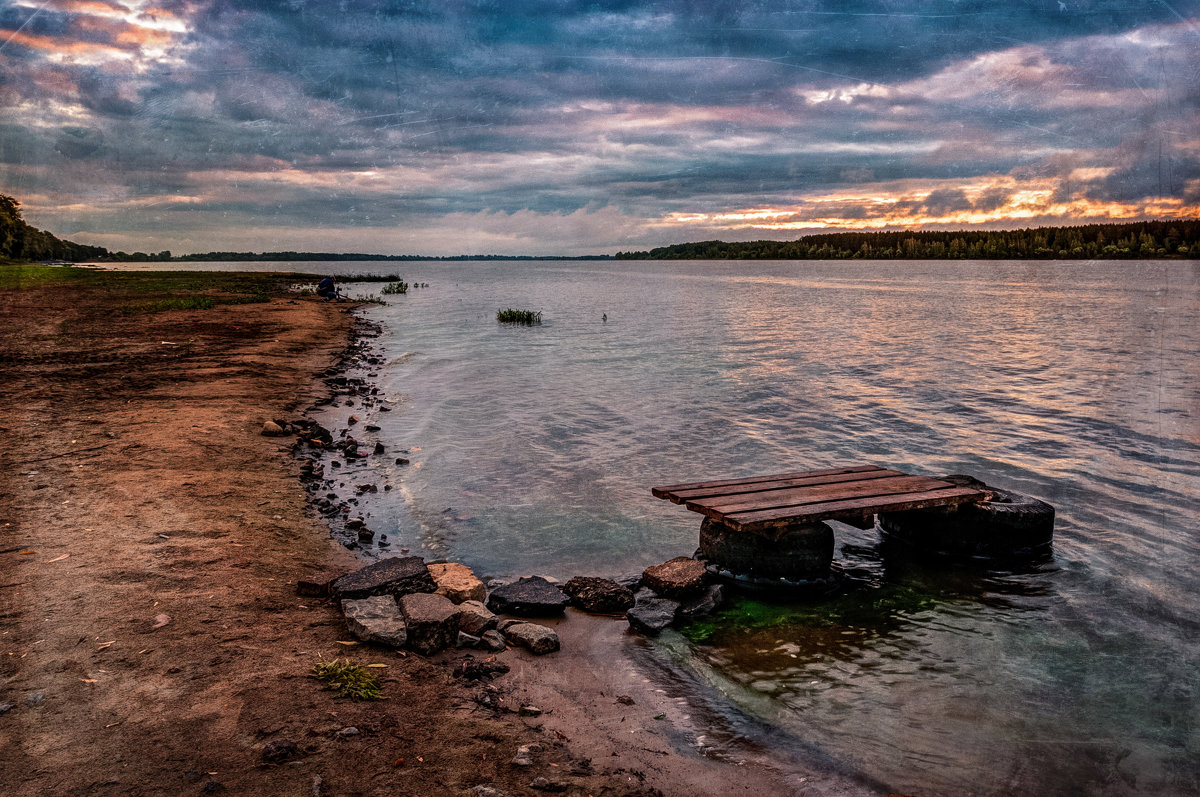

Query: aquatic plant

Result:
[310,658,385,700]
[497,308,542,325]
[381,280,408,295]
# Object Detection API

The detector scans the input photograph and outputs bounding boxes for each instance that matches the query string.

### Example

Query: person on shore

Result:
[317,276,338,301]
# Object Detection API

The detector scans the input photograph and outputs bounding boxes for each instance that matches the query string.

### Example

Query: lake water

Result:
[118,258,1200,794]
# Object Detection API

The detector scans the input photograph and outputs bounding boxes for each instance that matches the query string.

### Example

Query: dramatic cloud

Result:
[1,0,1197,255]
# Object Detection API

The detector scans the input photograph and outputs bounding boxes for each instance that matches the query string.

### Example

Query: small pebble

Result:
[27,692,44,706]
[336,726,360,737]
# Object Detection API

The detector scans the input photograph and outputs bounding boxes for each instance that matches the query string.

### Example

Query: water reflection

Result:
[316,259,1199,794]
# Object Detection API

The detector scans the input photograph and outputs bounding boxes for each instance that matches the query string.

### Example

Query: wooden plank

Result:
[686,475,952,515]
[719,486,985,532]
[667,467,904,503]
[650,465,882,502]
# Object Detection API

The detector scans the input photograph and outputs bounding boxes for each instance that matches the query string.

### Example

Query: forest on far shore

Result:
[616,220,1200,260]
[2,192,1198,263]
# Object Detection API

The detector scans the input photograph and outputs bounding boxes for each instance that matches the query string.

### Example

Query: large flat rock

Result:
[486,576,569,617]
[341,596,407,648]
[331,556,436,600]
[641,556,707,598]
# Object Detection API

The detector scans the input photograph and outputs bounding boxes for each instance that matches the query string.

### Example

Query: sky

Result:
[1,1,1198,256]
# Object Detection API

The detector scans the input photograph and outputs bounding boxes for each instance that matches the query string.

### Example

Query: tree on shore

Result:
[0,194,109,262]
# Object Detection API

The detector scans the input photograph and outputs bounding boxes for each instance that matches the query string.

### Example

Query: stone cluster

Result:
[303,550,728,660]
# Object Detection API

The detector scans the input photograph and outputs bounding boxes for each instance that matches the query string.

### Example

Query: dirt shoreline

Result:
[0,285,851,795]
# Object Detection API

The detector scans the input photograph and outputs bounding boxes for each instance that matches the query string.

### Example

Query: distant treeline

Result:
[616,221,1200,260]
[0,195,109,262]
[164,252,614,262]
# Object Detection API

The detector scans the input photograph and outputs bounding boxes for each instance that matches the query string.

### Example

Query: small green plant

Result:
[497,308,542,325]
[310,658,385,700]
[381,280,408,295]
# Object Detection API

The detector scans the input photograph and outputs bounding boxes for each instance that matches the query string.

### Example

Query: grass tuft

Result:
[497,308,541,325]
[381,280,408,295]
[310,658,386,700]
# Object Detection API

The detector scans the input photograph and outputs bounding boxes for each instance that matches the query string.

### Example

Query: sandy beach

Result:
[0,278,825,796]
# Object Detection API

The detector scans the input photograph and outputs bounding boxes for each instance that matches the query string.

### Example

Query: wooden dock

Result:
[651,465,986,533]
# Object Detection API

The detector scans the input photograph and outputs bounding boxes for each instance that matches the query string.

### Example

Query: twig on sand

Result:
[18,443,111,464]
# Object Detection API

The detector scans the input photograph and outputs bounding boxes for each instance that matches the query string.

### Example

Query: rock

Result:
[627,597,680,635]
[470,787,517,797]
[502,622,560,655]
[429,562,487,604]
[373,442,386,454]
[496,618,522,632]
[479,630,507,652]
[26,692,44,706]
[296,569,345,597]
[395,457,410,465]
[0,703,13,715]
[336,726,360,737]
[398,592,460,655]
[261,739,299,763]
[529,778,567,793]
[348,415,360,425]
[486,577,569,617]
[510,742,543,766]
[261,421,286,437]
[341,596,407,647]
[452,657,510,680]
[677,583,727,620]
[331,556,436,600]
[345,517,366,530]
[457,600,498,635]
[356,528,375,542]
[457,631,481,648]
[561,576,635,614]
[292,419,333,446]
[641,556,708,598]
[518,705,542,717]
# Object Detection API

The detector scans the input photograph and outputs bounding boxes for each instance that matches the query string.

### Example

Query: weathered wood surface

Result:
[652,465,985,532]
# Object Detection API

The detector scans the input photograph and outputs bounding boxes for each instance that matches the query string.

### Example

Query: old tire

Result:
[698,517,834,580]
[878,475,1054,555]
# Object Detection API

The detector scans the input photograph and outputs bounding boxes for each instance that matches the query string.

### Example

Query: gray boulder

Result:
[398,592,459,655]
[331,556,436,600]
[341,596,407,647]
[457,600,498,635]
[627,596,680,635]
[677,583,726,621]
[502,622,560,655]
[486,576,569,617]
[562,576,634,614]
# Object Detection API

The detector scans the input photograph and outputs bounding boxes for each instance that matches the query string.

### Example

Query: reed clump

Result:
[497,308,542,325]
[381,280,408,295]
